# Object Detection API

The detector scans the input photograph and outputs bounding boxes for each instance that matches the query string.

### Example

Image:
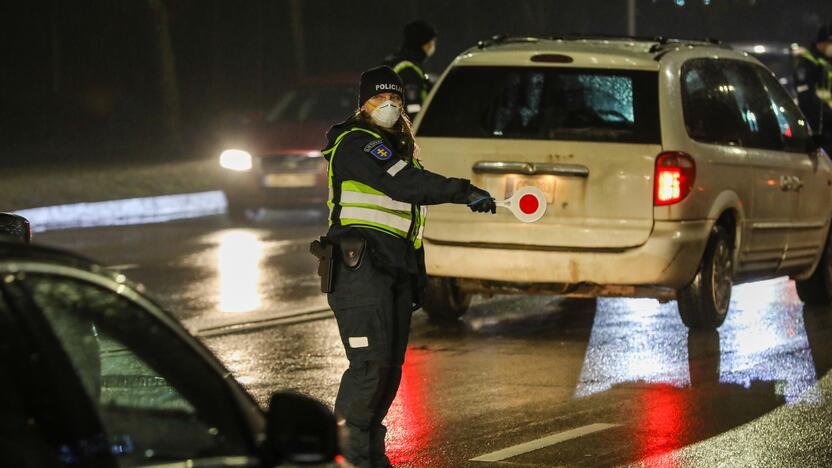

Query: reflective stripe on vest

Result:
[339,207,411,235]
[800,51,832,103]
[414,206,427,249]
[341,191,412,212]
[326,127,427,249]
[392,60,429,102]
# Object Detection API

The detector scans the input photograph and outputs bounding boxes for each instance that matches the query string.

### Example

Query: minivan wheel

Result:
[422,277,471,322]
[677,225,733,330]
[795,229,832,307]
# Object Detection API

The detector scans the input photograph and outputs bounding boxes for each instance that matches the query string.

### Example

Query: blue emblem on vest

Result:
[369,144,393,161]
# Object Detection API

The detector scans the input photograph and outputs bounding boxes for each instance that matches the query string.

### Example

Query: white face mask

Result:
[370,100,401,128]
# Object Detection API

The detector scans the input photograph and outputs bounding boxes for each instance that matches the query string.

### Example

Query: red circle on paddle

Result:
[519,194,540,215]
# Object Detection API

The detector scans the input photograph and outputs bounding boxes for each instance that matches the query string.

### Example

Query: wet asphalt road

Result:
[36,212,832,467]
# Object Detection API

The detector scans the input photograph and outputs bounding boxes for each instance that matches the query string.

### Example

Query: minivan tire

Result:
[677,225,733,330]
[422,276,471,322]
[795,228,832,307]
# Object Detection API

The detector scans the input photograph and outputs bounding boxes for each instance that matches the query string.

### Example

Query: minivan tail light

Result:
[655,152,695,206]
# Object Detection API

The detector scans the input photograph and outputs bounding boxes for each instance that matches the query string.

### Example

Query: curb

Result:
[14,191,228,232]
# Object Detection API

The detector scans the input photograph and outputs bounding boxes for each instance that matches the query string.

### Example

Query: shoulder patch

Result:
[367,143,393,161]
[363,139,384,152]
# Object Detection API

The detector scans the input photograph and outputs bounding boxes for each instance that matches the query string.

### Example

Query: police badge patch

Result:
[369,144,393,161]
[363,139,384,152]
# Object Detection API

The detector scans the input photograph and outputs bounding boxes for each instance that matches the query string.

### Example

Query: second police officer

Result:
[795,22,832,145]
[321,66,496,467]
[384,20,437,119]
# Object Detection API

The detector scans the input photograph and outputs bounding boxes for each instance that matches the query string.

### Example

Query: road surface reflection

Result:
[216,230,265,313]
[575,278,821,404]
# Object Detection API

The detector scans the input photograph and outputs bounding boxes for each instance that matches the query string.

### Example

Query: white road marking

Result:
[470,423,620,462]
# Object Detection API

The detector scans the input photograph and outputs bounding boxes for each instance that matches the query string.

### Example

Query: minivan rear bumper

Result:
[424,220,712,290]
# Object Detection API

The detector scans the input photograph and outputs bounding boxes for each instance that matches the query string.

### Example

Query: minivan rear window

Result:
[418,66,660,144]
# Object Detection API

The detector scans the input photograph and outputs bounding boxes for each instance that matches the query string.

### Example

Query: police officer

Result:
[384,20,437,118]
[321,66,495,467]
[795,22,832,143]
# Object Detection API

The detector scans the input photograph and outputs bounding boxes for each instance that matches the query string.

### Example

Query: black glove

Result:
[466,186,496,214]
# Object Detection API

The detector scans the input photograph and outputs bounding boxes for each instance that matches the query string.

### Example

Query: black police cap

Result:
[359,66,404,108]
[404,20,437,49]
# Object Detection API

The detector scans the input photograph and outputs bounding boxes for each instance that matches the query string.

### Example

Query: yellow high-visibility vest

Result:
[324,128,427,249]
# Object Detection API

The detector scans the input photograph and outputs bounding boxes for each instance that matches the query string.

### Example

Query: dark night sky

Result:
[2,0,831,160]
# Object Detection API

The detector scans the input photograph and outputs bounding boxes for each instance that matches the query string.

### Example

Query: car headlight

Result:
[220,149,253,171]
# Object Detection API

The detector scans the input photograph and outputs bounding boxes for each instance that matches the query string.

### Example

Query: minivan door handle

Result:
[473,161,590,178]
[793,176,804,191]
[779,175,804,192]
[534,163,590,178]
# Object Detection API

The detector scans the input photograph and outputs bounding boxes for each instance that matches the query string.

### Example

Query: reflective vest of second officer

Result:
[795,22,832,141]
[384,19,437,119]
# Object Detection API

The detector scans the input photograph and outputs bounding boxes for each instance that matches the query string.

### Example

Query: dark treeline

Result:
[3,0,830,162]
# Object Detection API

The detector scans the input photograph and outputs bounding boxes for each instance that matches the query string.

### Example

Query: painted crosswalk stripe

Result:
[470,423,620,462]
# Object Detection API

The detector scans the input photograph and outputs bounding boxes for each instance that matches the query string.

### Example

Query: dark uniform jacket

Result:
[322,115,471,302]
[383,47,432,118]
[795,46,832,141]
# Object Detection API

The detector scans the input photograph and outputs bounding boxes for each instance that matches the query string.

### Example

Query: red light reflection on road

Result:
[637,384,687,467]
[385,347,435,466]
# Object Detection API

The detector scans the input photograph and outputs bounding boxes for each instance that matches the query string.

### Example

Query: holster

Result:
[309,236,335,293]
[339,237,367,270]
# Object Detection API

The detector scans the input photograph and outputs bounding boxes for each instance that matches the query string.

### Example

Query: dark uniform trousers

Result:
[327,253,413,467]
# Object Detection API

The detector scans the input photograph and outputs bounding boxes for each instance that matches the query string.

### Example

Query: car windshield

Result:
[265,86,356,123]
[418,66,661,144]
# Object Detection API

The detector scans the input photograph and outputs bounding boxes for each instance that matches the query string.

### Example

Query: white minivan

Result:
[413,36,832,330]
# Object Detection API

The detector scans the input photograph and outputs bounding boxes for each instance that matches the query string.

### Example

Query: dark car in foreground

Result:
[0,212,31,242]
[219,76,358,220]
[0,241,338,467]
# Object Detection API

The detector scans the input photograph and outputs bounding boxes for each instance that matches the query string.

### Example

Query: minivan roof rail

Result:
[551,33,667,43]
[475,33,728,54]
[648,37,726,52]
[477,34,539,49]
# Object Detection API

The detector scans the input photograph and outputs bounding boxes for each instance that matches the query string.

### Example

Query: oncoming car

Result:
[413,35,832,330]
[218,76,358,220]
[0,240,338,467]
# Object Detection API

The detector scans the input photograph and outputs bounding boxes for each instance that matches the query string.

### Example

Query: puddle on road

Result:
[574,278,824,405]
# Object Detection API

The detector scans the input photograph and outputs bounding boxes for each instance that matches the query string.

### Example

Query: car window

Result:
[0,291,64,468]
[266,86,356,123]
[682,59,745,145]
[418,66,661,144]
[753,65,811,153]
[20,274,253,466]
[721,60,784,151]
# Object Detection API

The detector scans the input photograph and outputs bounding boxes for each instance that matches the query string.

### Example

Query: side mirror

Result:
[263,391,338,465]
[0,213,31,243]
